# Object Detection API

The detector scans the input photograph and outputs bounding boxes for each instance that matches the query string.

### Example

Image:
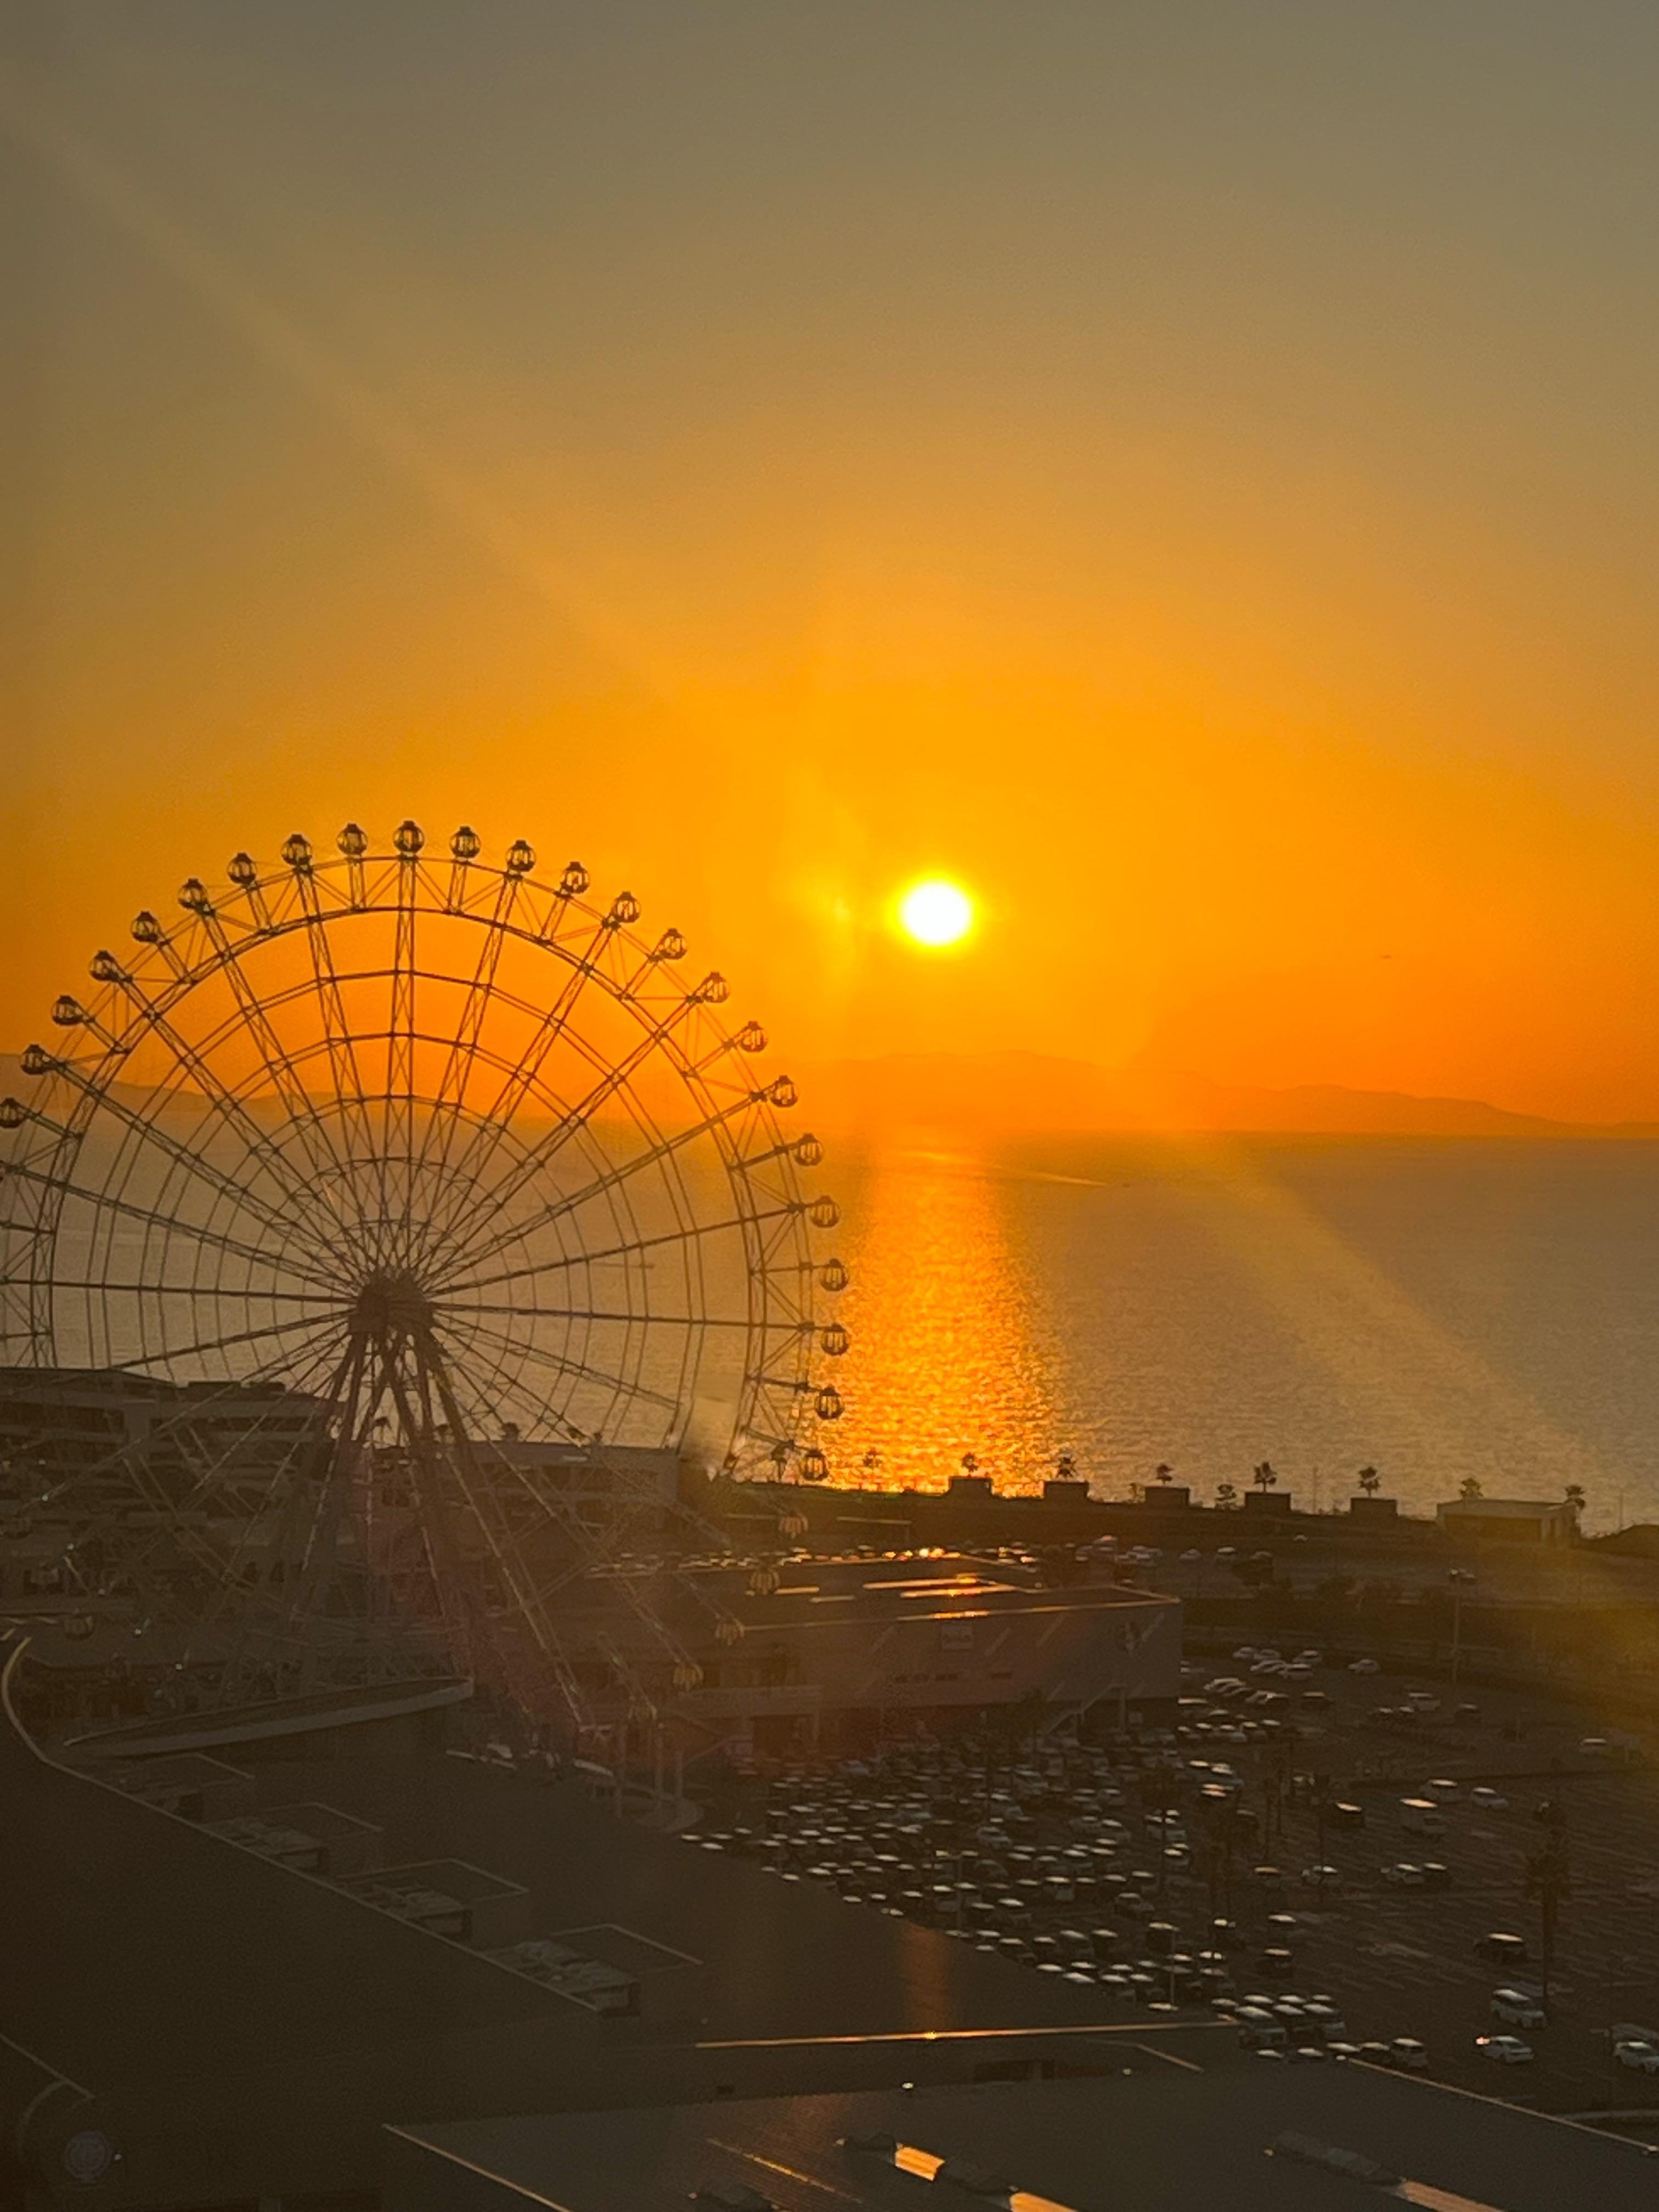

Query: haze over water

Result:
[827,1139,1659,1533]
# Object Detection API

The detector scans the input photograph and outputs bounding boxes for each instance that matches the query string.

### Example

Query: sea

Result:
[821,1137,1659,1534]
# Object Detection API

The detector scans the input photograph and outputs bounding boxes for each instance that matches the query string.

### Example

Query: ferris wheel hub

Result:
[348,1270,434,1340]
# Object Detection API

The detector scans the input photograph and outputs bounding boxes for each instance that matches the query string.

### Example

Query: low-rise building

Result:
[1436,1497,1579,1544]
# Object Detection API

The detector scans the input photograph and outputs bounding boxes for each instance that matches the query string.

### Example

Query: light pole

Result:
[1448,1572,1474,1690]
[1525,1798,1571,2019]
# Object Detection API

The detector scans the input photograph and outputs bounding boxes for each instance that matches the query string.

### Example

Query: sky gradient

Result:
[7,3,1659,1121]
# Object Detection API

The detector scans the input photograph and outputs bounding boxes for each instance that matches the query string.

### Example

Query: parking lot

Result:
[694,1643,1659,2125]
[1211,1651,1659,2113]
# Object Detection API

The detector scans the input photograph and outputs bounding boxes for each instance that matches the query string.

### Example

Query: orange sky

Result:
[8,4,1659,1123]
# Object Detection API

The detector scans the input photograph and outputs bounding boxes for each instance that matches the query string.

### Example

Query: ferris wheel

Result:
[0,820,849,1736]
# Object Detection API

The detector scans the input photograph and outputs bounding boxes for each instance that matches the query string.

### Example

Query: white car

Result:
[1424,1778,1459,1802]
[1300,1863,1342,1888]
[1491,1989,1546,2028]
[1469,1786,1509,1812]
[1476,2034,1534,2064]
[1348,1657,1380,1675]
[1383,1862,1425,1887]
[1615,2040,1659,2073]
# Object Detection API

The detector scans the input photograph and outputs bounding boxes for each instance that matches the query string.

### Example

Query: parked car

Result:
[1300,1863,1342,1888]
[1476,2034,1534,2064]
[1469,1786,1509,1812]
[1348,1657,1380,1675]
[1474,1931,1528,1965]
[1420,1861,1452,1889]
[1390,2038,1429,2070]
[1491,1989,1546,2028]
[1615,2040,1659,2074]
[1382,1861,1425,1887]
[1398,1798,1446,1837]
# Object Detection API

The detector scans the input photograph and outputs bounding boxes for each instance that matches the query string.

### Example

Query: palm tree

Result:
[1154,1462,1174,1487]
[1252,1460,1278,1493]
[1459,1475,1483,1502]
[1357,1465,1381,1498]
[1215,1481,1238,1510]
[1564,1483,1586,1517]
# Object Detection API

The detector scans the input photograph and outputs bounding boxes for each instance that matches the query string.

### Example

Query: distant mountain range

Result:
[4,1047,1654,1141]
[791,1051,1659,1140]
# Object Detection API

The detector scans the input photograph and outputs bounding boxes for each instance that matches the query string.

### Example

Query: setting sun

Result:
[898,877,975,948]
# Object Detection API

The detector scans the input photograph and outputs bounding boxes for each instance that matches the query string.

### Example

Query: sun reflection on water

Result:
[827,1149,1060,1493]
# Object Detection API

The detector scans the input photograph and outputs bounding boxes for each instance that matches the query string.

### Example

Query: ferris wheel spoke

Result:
[292,867,388,1269]
[197,1332,362,1620]
[404,870,522,1272]
[40,1279,342,1305]
[420,1321,586,1444]
[444,1204,799,1301]
[387,850,420,1251]
[40,1329,350,1643]
[426,979,703,1279]
[109,989,364,1277]
[428,1083,772,1291]
[423,1373,696,1681]
[441,1299,746,1329]
[103,1308,351,1377]
[424,908,613,1251]
[409,1326,591,1719]
[0,1156,342,1300]
[194,903,359,1233]
[18,1062,345,1287]
[436,1310,687,1421]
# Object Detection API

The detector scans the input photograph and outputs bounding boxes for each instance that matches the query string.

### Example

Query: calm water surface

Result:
[823,1138,1659,1531]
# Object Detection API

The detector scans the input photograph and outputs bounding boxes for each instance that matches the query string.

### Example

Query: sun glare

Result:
[898,877,975,948]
